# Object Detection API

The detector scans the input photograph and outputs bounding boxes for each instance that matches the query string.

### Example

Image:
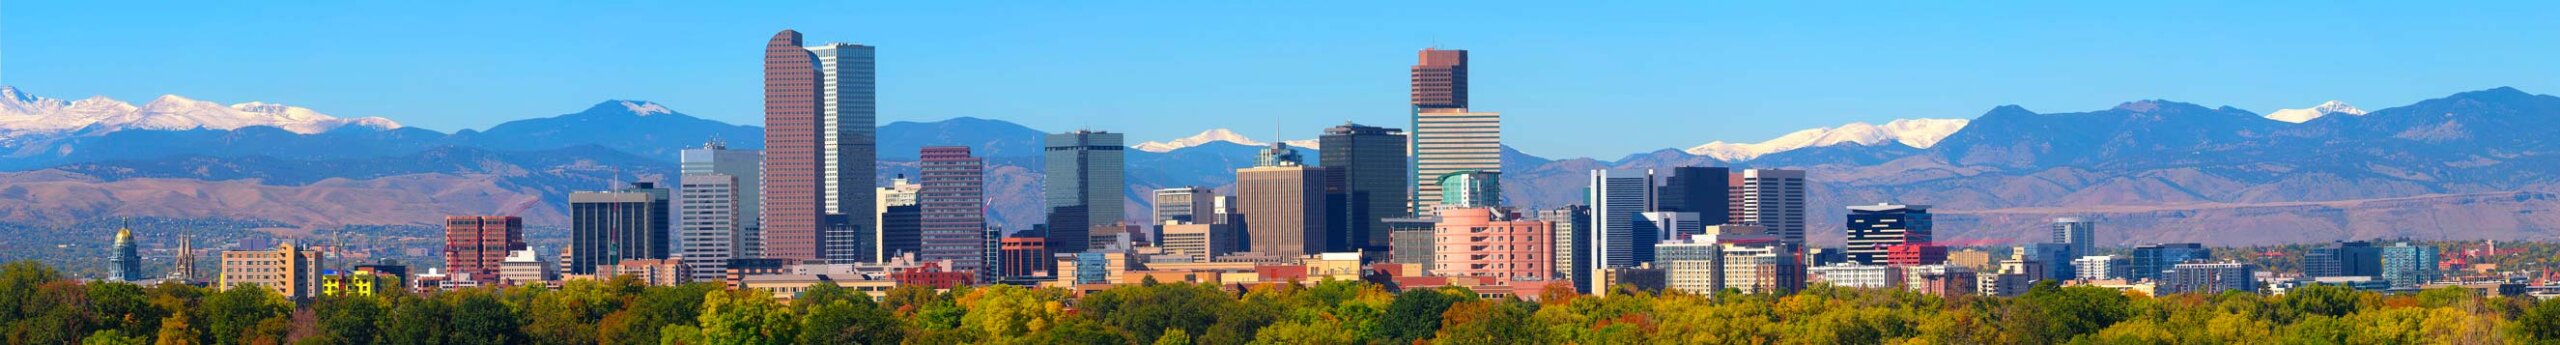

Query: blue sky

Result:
[5,1,2557,158]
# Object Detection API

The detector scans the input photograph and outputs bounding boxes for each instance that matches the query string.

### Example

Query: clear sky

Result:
[5,1,2557,159]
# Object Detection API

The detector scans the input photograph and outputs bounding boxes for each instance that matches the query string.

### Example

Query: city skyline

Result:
[12,2,2560,159]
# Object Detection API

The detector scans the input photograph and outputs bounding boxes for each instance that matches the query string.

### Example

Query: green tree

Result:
[447,291,525,345]
[2011,282,2130,343]
[598,283,718,345]
[198,284,290,345]
[666,289,796,345]
[1432,300,1540,345]
[1080,283,1228,343]
[796,299,903,345]
[1371,288,1465,342]
[2278,284,2364,321]
[378,294,452,345]
[307,296,386,345]
[88,282,164,337]
[2515,298,2560,342]
[80,330,148,345]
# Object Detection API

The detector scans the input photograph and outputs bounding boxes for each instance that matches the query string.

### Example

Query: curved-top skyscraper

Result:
[763,29,879,263]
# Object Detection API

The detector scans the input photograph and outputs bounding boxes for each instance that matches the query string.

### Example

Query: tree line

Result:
[6,260,2560,344]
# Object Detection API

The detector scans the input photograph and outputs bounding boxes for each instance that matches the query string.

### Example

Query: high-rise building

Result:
[1385,217,1439,273]
[1159,222,1243,262]
[2014,243,2075,282]
[569,182,671,275]
[2072,255,2129,281]
[918,146,988,277]
[1408,49,1494,216]
[443,216,524,282]
[1151,187,1218,226]
[109,223,142,282]
[1435,170,1502,210]
[1657,238,1723,295]
[1237,143,1331,257]
[2050,218,2096,259]
[877,176,923,260]
[1588,169,1654,293]
[998,232,1049,279]
[1844,204,1931,265]
[2159,261,2256,295]
[1655,167,1731,225]
[2380,242,2439,289]
[1538,205,1592,292]
[1044,130,1126,255]
[1733,169,1809,248]
[1322,123,1410,253]
[498,247,556,284]
[681,139,763,257]
[1412,48,1468,110]
[675,174,742,283]
[1721,241,1803,295]
[2128,243,2210,282]
[1885,243,1948,266]
[2305,241,2382,278]
[1432,207,1551,282]
[762,30,877,263]
[219,242,325,300]
[1639,211,1706,245]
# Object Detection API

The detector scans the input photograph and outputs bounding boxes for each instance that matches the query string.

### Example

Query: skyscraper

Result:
[1436,170,1501,210]
[675,174,741,283]
[109,223,142,281]
[219,242,325,300]
[2128,243,2209,282]
[443,216,524,282]
[1411,48,1468,110]
[1151,187,1218,225]
[2305,241,2382,278]
[1733,169,1809,249]
[1433,207,1551,282]
[1844,204,1932,265]
[918,146,988,276]
[682,140,763,258]
[1409,48,1498,216]
[1655,166,1731,225]
[2380,242,2439,289]
[1238,143,1331,256]
[1588,169,1654,293]
[1044,130,1126,254]
[762,29,877,263]
[1322,123,1409,254]
[569,182,671,275]
[1538,205,1592,292]
[2050,218,2095,259]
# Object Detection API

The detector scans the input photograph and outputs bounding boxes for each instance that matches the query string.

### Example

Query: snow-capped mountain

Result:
[1134,128,1318,152]
[0,86,402,138]
[2262,100,2366,123]
[1683,118,1969,161]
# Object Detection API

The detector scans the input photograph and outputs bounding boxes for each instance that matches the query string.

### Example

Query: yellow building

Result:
[321,272,399,297]
[219,242,327,299]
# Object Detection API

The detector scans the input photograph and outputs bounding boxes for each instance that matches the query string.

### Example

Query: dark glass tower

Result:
[1321,122,1409,253]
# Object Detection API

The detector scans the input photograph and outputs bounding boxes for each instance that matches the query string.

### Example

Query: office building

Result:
[219,242,326,300]
[1433,207,1552,282]
[1721,241,1802,295]
[675,174,742,282]
[2159,261,2256,295]
[109,223,142,281]
[2073,255,2128,281]
[681,140,763,257]
[1655,166,1731,225]
[1411,48,1468,110]
[1238,143,1332,256]
[498,248,556,284]
[2016,243,2076,280]
[2305,241,2382,278]
[1410,109,1501,216]
[1045,130,1126,254]
[1844,204,1931,265]
[2381,242,2439,289]
[1809,263,1902,289]
[1903,265,1978,296]
[1436,170,1501,210]
[606,258,691,286]
[2050,218,2096,259]
[1322,123,1411,253]
[763,30,877,263]
[2128,243,2209,282]
[999,233,1049,279]
[1639,211,1706,244]
[1588,169,1654,293]
[1732,169,1809,248]
[1152,187,1219,225]
[569,182,671,275]
[1885,243,1948,266]
[1538,205,1592,290]
[1657,237,1723,295]
[443,216,524,282]
[918,146,989,276]
[1160,222,1242,262]
[877,176,923,260]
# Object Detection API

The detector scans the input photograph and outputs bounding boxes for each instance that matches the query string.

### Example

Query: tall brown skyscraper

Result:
[443,216,524,282]
[1411,48,1468,110]
[1238,143,1331,257]
[764,30,826,261]
[919,146,989,276]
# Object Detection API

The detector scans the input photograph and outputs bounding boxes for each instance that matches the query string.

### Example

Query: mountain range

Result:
[2,85,2556,246]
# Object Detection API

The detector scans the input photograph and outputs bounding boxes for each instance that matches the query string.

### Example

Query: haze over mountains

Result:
[1,84,2555,246]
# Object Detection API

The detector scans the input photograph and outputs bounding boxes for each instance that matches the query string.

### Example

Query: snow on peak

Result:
[0,86,402,137]
[1135,128,1318,152]
[2263,100,2366,123]
[619,100,673,116]
[1683,118,1969,161]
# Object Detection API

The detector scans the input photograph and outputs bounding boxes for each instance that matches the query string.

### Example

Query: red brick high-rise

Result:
[764,29,825,261]
[442,216,524,282]
[1411,48,1468,110]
